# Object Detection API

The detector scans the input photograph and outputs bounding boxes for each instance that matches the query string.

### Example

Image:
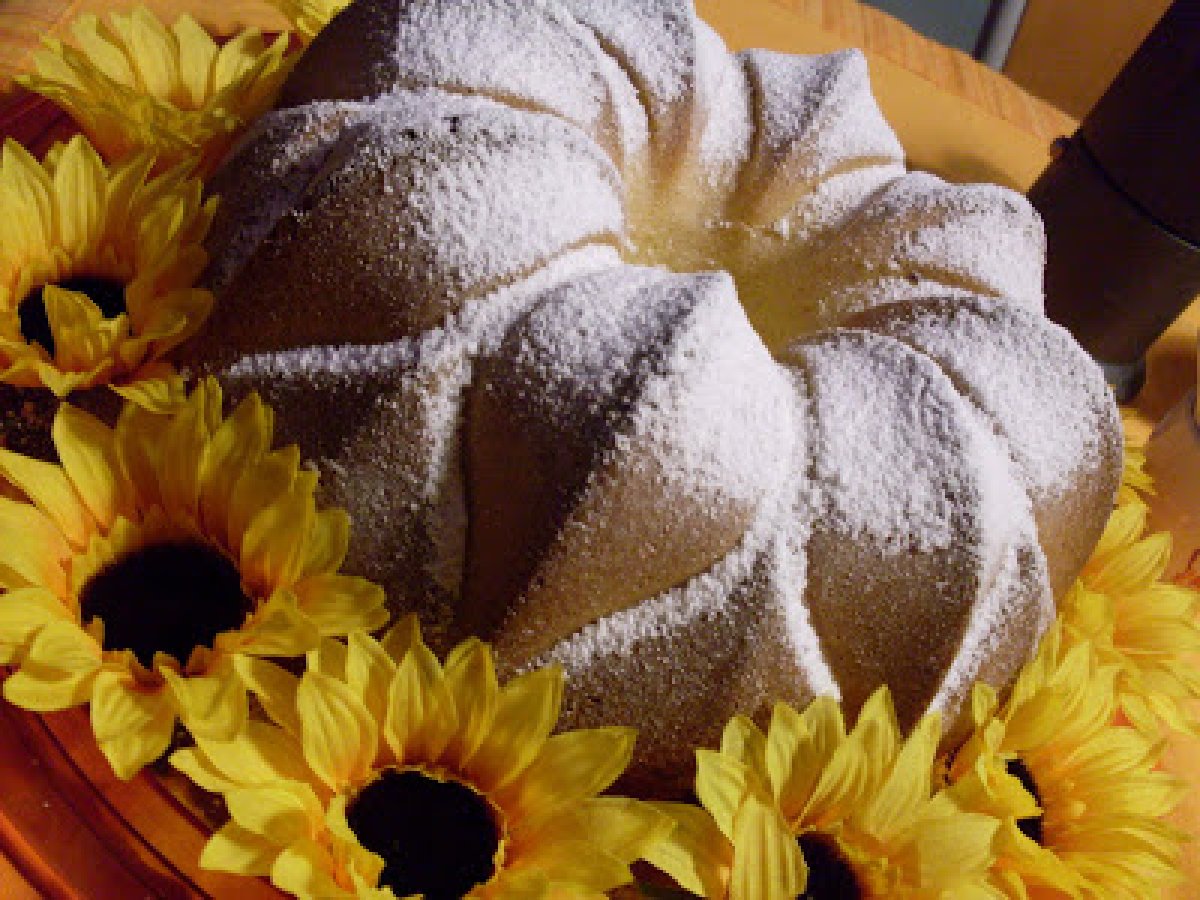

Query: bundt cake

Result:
[181,0,1122,791]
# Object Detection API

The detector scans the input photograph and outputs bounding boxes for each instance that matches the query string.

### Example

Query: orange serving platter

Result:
[1,1,1198,897]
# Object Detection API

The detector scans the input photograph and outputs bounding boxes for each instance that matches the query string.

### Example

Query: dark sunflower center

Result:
[1006,757,1045,845]
[346,769,499,900]
[18,276,127,357]
[79,541,252,668]
[796,832,862,900]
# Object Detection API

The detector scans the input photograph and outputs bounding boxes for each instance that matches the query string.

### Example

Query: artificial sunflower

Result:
[1116,423,1153,508]
[0,377,388,779]
[644,688,1002,899]
[0,135,214,402]
[19,6,292,176]
[170,617,671,899]
[270,0,353,44]
[1063,499,1200,736]
[945,623,1186,899]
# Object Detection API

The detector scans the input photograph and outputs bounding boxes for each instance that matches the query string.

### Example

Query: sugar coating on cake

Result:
[187,0,1122,792]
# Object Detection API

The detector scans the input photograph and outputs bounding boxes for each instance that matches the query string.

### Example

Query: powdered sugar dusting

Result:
[781,328,1048,725]
[929,532,1053,721]
[203,102,353,292]
[853,295,1122,596]
[815,173,1046,324]
[212,245,622,633]
[194,89,625,356]
[389,0,615,142]
[736,49,904,225]
[788,330,972,551]
[563,0,699,155]
[626,270,795,509]
[862,298,1113,500]
[541,448,836,794]
[460,265,796,663]
[192,0,1121,770]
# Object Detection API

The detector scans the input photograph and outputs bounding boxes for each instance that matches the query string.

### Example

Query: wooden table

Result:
[1,0,1196,896]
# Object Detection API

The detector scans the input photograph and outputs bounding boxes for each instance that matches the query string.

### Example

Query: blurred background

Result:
[867,0,1171,116]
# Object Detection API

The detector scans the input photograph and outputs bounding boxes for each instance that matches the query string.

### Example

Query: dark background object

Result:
[863,0,994,55]
[1029,0,1200,402]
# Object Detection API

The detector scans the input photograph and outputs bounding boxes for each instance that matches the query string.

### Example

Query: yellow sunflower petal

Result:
[229,445,302,554]
[0,499,70,593]
[299,508,351,577]
[52,403,130,529]
[196,720,313,788]
[764,699,818,821]
[271,837,355,900]
[499,727,636,825]
[695,748,753,842]
[306,635,348,680]
[574,796,675,866]
[1,139,54,251]
[242,486,313,589]
[0,586,70,663]
[293,573,387,637]
[110,399,169,507]
[510,839,632,894]
[344,629,397,726]
[914,809,997,888]
[720,715,768,774]
[226,781,324,845]
[171,744,243,795]
[90,668,177,779]
[477,868,549,900]
[803,689,896,826]
[198,390,272,539]
[729,790,807,900]
[51,136,106,257]
[464,666,562,793]
[297,670,378,792]
[171,14,217,107]
[643,801,732,898]
[117,8,169,97]
[854,712,938,842]
[110,361,187,412]
[0,447,93,547]
[235,588,320,657]
[2,619,101,711]
[233,654,303,736]
[1091,533,1171,596]
[383,636,458,765]
[156,385,212,519]
[441,636,499,768]
[161,663,248,741]
[43,285,122,372]
[1089,501,1148,564]
[269,0,351,43]
[199,821,280,877]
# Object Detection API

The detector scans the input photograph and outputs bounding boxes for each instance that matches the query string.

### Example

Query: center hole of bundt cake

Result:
[1005,757,1046,845]
[623,206,822,352]
[79,541,252,669]
[796,832,862,899]
[18,276,127,357]
[346,768,501,900]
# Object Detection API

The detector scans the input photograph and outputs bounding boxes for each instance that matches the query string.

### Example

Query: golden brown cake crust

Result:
[188,0,1122,792]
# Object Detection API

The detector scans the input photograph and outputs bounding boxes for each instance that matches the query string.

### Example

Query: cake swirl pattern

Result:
[183,0,1122,790]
